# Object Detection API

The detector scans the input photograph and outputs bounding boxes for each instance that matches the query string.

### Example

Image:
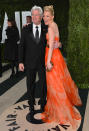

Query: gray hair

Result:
[31,5,43,16]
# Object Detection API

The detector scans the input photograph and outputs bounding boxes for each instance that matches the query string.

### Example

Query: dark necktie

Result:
[35,26,39,44]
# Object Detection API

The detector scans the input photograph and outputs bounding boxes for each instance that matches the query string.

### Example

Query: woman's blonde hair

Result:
[44,5,54,16]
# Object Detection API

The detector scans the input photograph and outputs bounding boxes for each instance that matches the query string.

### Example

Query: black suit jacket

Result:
[19,23,47,69]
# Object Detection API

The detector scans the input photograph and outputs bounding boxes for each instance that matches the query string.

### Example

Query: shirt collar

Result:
[33,23,41,28]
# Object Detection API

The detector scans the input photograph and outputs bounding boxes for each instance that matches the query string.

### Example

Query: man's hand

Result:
[54,41,62,49]
[19,63,24,71]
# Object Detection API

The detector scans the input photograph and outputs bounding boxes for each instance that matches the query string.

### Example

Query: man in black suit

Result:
[23,16,32,28]
[26,16,32,25]
[19,6,47,115]
[0,26,2,77]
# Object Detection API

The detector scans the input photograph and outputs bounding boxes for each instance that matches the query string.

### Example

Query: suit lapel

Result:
[27,23,46,43]
[28,23,36,42]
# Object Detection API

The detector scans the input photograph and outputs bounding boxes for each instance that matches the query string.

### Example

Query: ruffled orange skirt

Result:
[41,47,82,129]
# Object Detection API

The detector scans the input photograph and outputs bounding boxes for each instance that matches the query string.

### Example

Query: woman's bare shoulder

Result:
[53,22,58,28]
[48,25,54,33]
[48,22,59,36]
[52,22,59,36]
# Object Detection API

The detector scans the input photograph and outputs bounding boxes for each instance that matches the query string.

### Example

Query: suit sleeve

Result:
[18,28,25,63]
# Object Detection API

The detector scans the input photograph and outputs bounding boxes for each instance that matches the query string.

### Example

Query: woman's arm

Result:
[47,27,54,70]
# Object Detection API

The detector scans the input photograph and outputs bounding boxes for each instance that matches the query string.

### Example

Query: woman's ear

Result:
[52,16,54,19]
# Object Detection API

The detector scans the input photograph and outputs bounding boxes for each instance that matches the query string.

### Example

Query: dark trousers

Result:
[10,60,18,74]
[26,65,47,107]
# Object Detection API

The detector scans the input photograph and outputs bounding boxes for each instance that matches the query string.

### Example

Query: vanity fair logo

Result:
[0,100,80,131]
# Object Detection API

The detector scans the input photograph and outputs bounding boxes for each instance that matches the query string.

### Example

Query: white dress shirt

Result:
[33,23,41,38]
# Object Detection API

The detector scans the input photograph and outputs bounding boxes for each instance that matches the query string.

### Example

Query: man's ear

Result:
[41,16,43,20]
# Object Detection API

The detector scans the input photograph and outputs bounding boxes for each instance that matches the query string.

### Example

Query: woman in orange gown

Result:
[41,5,82,129]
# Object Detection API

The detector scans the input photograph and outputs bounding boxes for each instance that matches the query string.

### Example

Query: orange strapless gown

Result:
[41,34,82,129]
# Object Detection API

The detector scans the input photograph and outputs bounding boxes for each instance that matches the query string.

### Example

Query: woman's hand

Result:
[46,62,53,71]
[54,41,62,49]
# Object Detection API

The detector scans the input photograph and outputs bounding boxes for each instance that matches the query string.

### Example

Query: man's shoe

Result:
[27,111,34,122]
